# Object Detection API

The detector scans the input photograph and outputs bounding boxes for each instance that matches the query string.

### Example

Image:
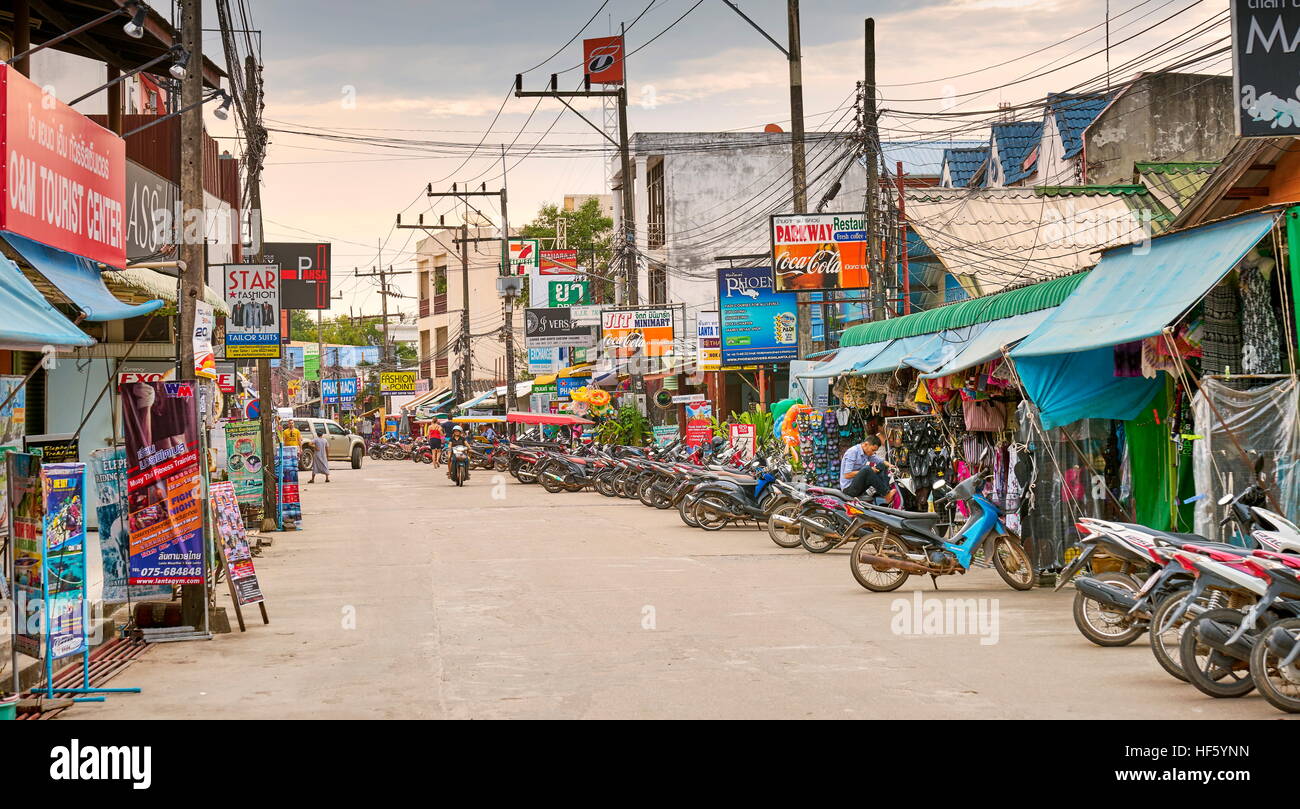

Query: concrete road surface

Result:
[75,460,1288,719]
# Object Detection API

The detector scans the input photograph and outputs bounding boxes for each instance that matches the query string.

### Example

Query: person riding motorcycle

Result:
[446,426,469,480]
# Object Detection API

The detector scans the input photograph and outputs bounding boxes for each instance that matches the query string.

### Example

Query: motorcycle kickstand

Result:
[930,574,940,590]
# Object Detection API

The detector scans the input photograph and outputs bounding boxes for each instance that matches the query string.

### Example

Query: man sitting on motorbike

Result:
[446,426,469,479]
[841,434,893,503]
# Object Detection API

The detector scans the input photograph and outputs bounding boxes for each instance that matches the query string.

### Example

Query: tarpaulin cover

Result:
[0,254,94,349]
[1192,378,1300,542]
[1125,382,1176,531]
[796,341,891,379]
[3,232,162,322]
[903,324,989,374]
[920,309,1053,378]
[1014,347,1162,430]
[853,334,945,376]
[1013,212,1279,357]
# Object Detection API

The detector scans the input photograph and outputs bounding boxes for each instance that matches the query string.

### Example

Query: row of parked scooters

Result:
[493,437,1300,714]
[1060,459,1300,714]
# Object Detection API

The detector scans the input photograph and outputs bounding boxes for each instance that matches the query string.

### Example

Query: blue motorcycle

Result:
[849,473,1034,592]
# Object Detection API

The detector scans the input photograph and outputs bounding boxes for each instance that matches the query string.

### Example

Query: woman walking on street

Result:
[428,421,445,467]
[308,428,331,483]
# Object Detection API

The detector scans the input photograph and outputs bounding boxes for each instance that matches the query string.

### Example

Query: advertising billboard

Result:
[716,266,798,366]
[259,242,332,309]
[770,212,870,292]
[222,264,282,358]
[525,307,595,348]
[540,249,580,275]
[380,371,416,393]
[583,36,625,85]
[507,239,540,275]
[696,310,721,372]
[600,307,675,359]
[1231,1,1300,138]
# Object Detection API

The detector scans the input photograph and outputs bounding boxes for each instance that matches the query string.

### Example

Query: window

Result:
[327,422,347,436]
[649,262,667,305]
[647,159,665,249]
[434,266,448,295]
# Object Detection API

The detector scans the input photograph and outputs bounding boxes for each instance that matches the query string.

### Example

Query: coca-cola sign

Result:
[770,212,870,292]
[600,307,675,359]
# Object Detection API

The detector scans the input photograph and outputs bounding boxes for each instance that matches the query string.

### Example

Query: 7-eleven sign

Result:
[507,239,540,275]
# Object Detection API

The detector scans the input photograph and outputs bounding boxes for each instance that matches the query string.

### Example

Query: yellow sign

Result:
[379,371,416,393]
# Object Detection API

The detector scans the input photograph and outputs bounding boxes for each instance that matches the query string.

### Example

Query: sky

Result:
[198,0,1232,318]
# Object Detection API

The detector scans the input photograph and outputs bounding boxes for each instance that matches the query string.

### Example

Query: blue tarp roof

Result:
[796,341,891,379]
[3,233,161,322]
[0,254,95,350]
[920,309,1052,378]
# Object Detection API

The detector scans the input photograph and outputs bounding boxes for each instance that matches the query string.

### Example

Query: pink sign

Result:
[0,65,126,267]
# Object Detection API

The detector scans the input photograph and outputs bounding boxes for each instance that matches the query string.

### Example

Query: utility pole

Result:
[176,0,206,631]
[354,261,412,414]
[865,17,884,321]
[499,147,518,413]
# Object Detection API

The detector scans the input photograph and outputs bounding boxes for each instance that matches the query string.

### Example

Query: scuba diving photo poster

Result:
[41,462,88,659]
[120,380,204,584]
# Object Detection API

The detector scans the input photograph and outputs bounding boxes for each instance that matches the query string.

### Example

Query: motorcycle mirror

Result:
[932,479,947,490]
[1217,493,1234,506]
[1254,454,1266,475]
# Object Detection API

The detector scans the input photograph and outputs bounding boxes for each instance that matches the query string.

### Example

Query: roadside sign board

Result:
[221,264,282,359]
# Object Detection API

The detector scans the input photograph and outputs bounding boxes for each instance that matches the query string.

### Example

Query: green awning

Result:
[839,271,1089,347]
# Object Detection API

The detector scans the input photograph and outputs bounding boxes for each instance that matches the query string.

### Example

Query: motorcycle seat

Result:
[807,486,849,499]
[870,505,944,522]
[1116,524,1246,554]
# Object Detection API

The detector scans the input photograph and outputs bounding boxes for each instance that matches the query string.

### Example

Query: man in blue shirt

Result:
[841,434,892,501]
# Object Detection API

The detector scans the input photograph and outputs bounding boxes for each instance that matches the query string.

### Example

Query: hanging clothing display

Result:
[1200,283,1242,379]
[1238,264,1282,376]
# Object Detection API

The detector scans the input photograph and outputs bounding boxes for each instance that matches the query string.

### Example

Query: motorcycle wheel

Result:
[1180,609,1256,698]
[594,473,617,498]
[799,513,839,553]
[1249,617,1300,714]
[1071,571,1145,647]
[693,495,731,531]
[678,495,701,528]
[991,536,1035,591]
[1148,587,1196,683]
[539,463,565,493]
[849,531,911,592]
[637,477,658,507]
[766,503,803,549]
[494,456,510,472]
[516,461,538,484]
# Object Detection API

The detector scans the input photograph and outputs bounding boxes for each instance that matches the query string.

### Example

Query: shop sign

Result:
[770,212,870,292]
[569,304,603,327]
[0,64,126,267]
[601,307,675,359]
[529,346,561,374]
[583,36,625,84]
[25,434,78,463]
[684,419,713,448]
[380,371,416,393]
[548,278,589,306]
[653,425,679,446]
[221,264,282,358]
[684,400,713,421]
[1231,1,1300,138]
[257,242,331,310]
[540,249,580,275]
[215,362,237,394]
[525,307,595,348]
[696,310,721,372]
[717,266,799,365]
[672,393,706,404]
[125,160,178,261]
[507,239,540,275]
[556,375,590,401]
[339,377,358,409]
[729,423,757,459]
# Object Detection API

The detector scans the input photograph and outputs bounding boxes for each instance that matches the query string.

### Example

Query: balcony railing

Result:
[433,293,447,314]
[418,298,430,318]
[436,358,448,378]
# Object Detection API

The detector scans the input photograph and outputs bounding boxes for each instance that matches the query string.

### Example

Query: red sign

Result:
[216,371,236,393]
[583,36,625,85]
[0,64,126,267]
[540,248,579,275]
[685,418,713,448]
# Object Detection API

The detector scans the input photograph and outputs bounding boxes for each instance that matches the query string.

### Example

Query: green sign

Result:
[533,383,557,395]
[548,280,589,307]
[304,345,320,381]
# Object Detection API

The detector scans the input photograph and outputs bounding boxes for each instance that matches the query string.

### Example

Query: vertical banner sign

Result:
[770,213,870,292]
[1231,1,1300,138]
[223,264,282,358]
[210,481,265,605]
[41,462,88,659]
[583,36,626,84]
[90,447,172,604]
[120,380,204,584]
[223,420,265,525]
[0,64,127,268]
[304,344,320,381]
[193,300,217,379]
[717,266,799,365]
[259,242,332,309]
[508,239,540,276]
[9,453,42,657]
[696,310,721,372]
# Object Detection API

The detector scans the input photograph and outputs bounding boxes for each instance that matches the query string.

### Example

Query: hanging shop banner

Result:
[193,300,217,379]
[526,307,595,348]
[258,242,332,310]
[547,278,589,306]
[583,35,625,84]
[729,423,757,459]
[222,264,282,359]
[1231,1,1300,138]
[508,239,540,276]
[696,311,722,372]
[540,249,580,276]
[717,266,799,365]
[770,212,870,292]
[40,462,88,659]
[601,307,676,360]
[223,419,265,525]
[0,64,127,268]
[120,380,204,584]
[380,371,417,394]
[25,434,79,463]
[556,376,591,402]
[211,481,265,606]
[90,447,173,605]
[9,453,43,657]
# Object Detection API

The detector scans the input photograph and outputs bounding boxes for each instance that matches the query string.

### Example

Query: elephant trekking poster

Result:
[120,380,205,584]
[90,447,173,604]
[41,462,89,659]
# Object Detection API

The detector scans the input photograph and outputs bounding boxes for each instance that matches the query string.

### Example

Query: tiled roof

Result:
[863,140,985,177]
[991,121,1043,185]
[1047,92,1112,159]
[942,147,989,187]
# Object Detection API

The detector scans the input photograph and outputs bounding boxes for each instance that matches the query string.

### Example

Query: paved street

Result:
[78,461,1286,720]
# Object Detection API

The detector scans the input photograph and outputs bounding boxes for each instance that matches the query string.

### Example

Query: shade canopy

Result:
[0,254,95,350]
[853,334,941,376]
[919,309,1053,378]
[3,233,162,322]
[506,411,593,426]
[796,341,891,379]
[903,324,988,374]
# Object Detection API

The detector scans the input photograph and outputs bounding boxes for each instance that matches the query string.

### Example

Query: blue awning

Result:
[903,324,988,374]
[3,233,162,322]
[1013,212,1280,358]
[797,341,891,379]
[456,389,496,411]
[0,254,94,350]
[920,309,1053,378]
[852,334,941,376]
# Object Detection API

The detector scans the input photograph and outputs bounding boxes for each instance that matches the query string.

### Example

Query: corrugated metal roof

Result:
[991,121,1043,185]
[1135,162,1218,216]
[840,271,1088,346]
[1047,92,1112,159]
[902,186,1161,294]
[943,147,989,188]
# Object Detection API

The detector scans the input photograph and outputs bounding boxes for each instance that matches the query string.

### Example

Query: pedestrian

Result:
[308,428,330,483]
[280,420,303,450]
[840,434,893,502]
[428,420,445,467]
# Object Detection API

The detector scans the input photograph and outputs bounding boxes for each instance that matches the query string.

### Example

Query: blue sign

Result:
[322,378,339,404]
[716,266,799,365]
[339,377,358,409]
[556,375,590,401]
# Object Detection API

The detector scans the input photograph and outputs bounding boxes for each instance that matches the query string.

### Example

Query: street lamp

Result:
[2,1,152,66]
[67,46,191,106]
[123,89,232,137]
